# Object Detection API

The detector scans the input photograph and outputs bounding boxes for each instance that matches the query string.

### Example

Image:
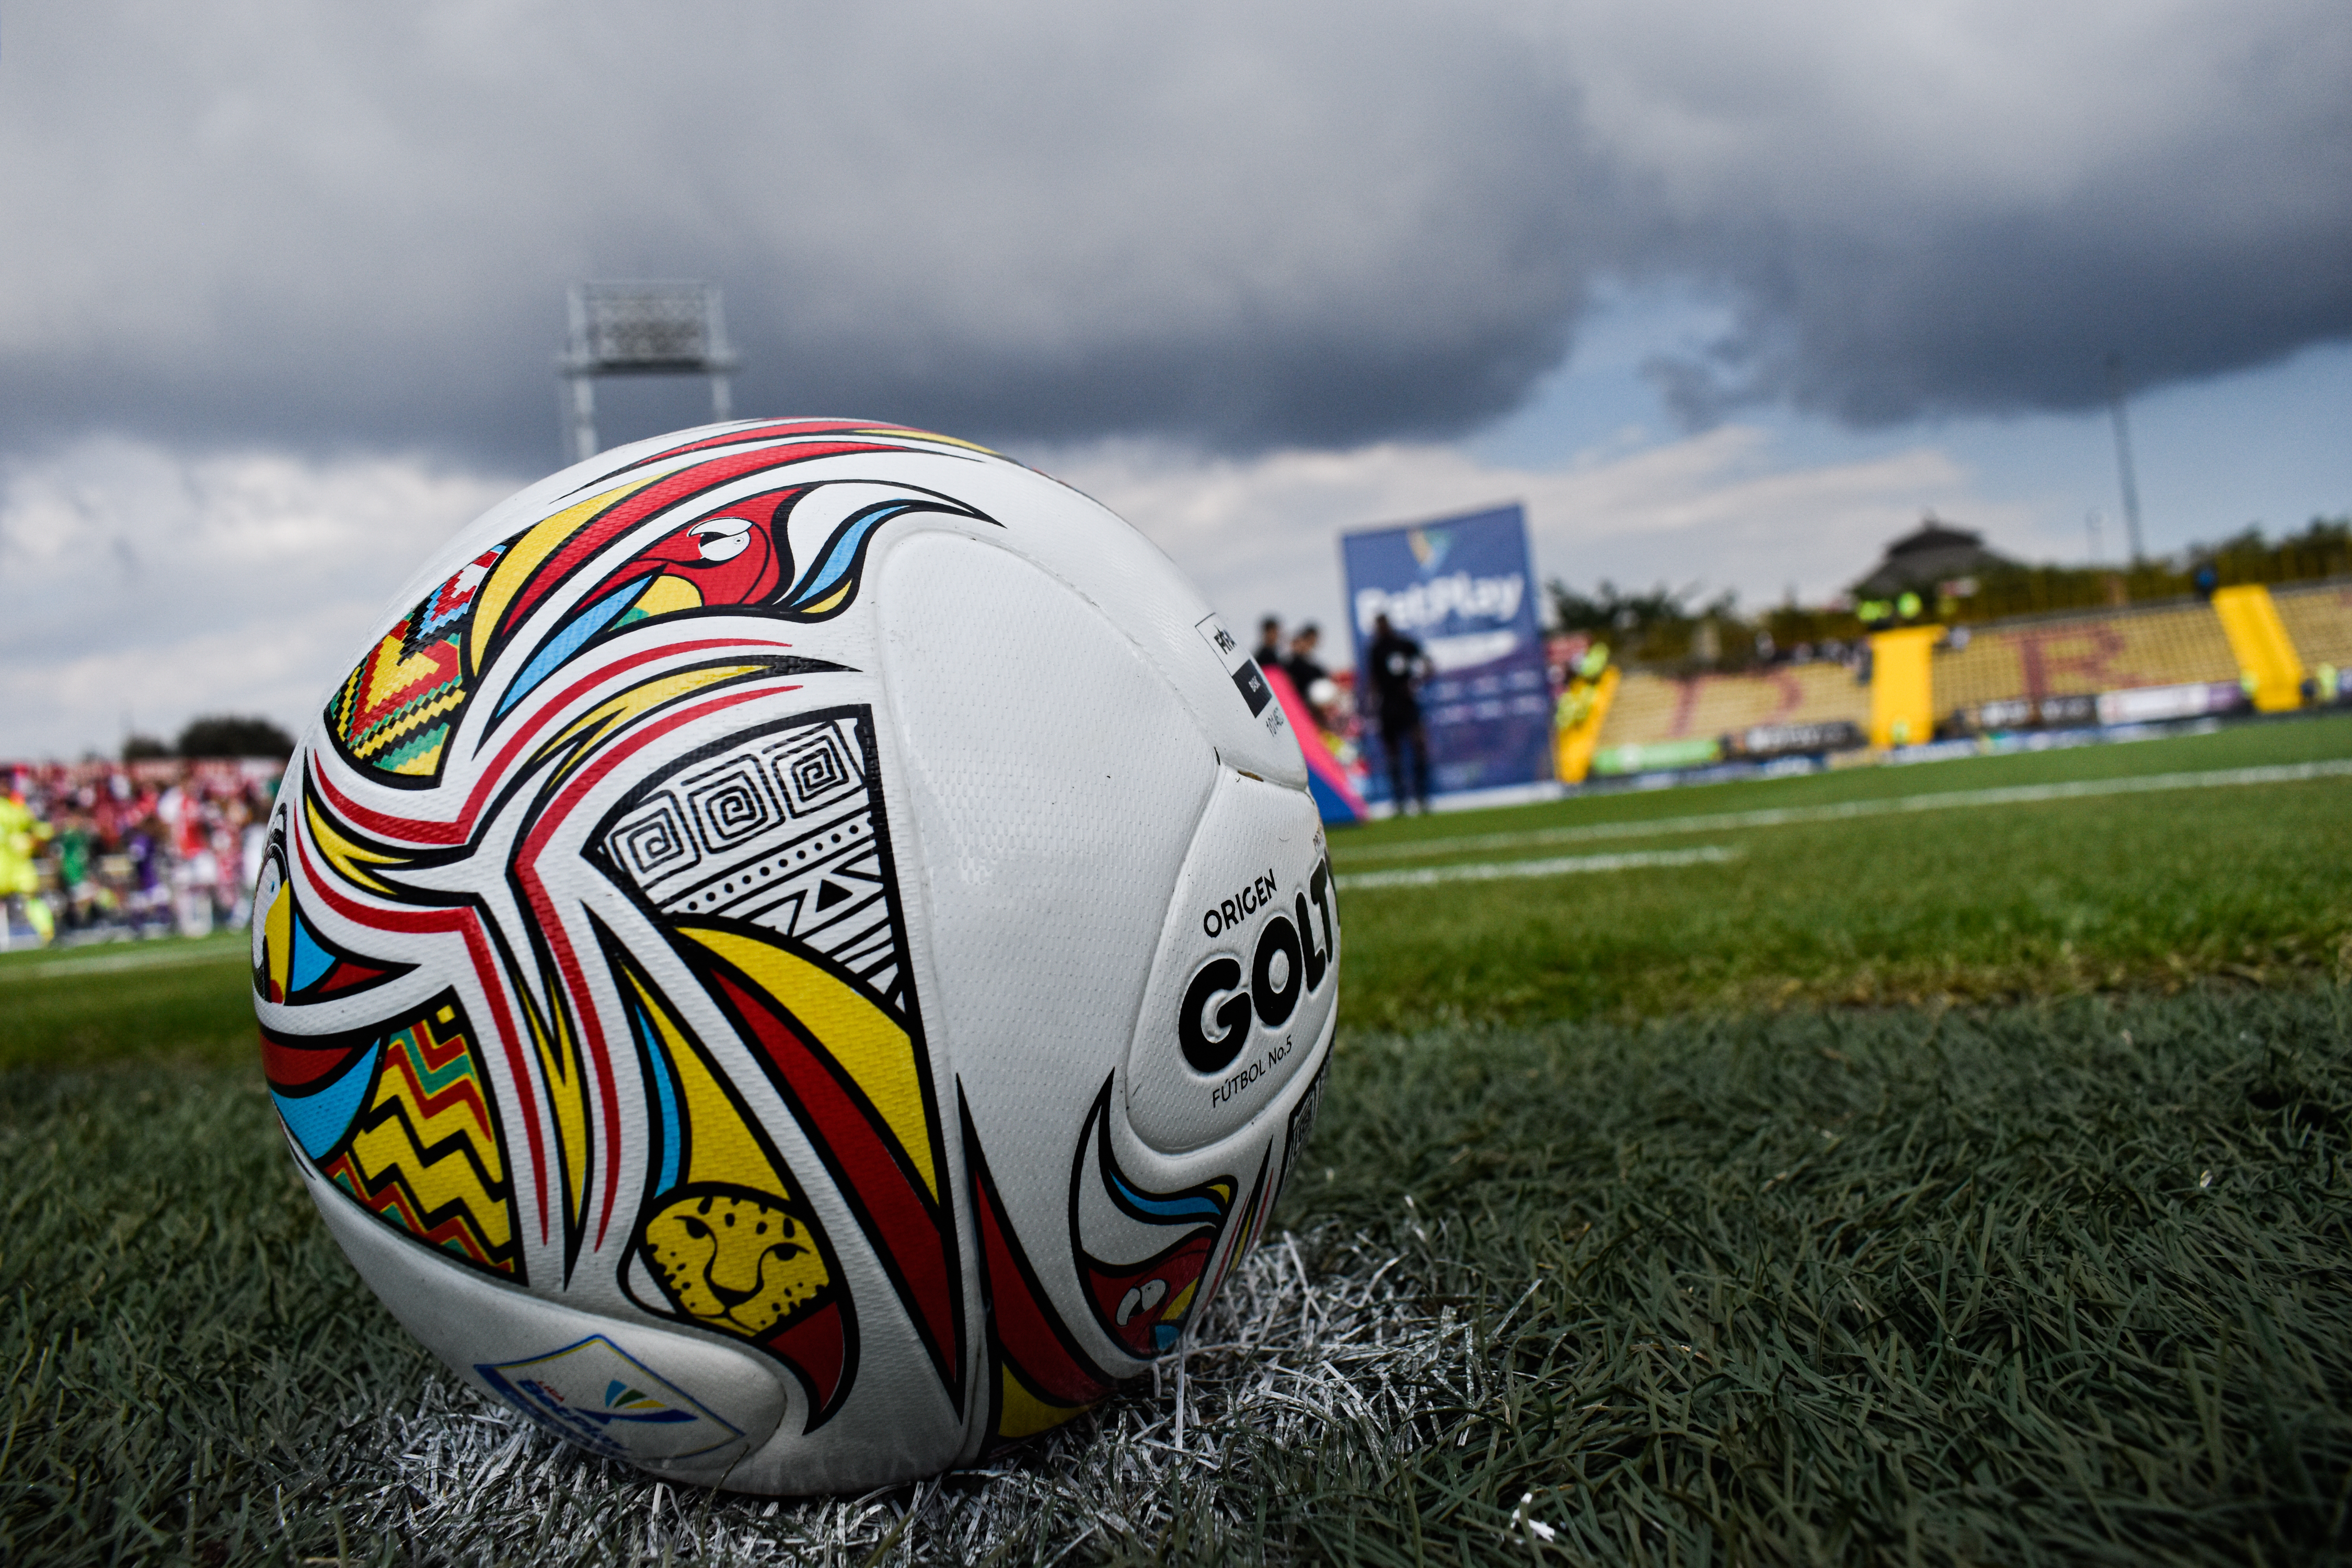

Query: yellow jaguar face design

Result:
[639,1184,831,1336]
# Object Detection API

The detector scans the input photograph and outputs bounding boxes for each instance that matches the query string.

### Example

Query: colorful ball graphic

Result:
[251,421,1339,1493]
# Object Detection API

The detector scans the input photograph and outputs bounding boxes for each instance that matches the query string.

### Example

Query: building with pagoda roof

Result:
[1852,517,2016,599]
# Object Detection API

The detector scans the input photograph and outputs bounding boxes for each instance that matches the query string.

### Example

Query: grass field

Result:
[1334,716,2352,1027]
[4,717,2350,1563]
[0,933,253,1073]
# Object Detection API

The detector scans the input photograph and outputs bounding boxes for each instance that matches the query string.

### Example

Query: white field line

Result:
[1336,845,1740,890]
[309,1225,1473,1565]
[0,942,247,983]
[1342,758,2352,865]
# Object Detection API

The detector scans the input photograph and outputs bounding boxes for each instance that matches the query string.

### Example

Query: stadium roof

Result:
[1853,517,2015,597]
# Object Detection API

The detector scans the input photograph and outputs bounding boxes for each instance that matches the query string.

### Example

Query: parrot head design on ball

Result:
[590,483,983,625]
[485,479,994,726]
[595,490,794,618]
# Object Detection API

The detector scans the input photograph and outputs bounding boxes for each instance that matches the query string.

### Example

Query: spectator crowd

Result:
[1,758,285,949]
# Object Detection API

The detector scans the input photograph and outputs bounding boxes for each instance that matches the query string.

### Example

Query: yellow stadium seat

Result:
[1594,664,1869,751]
[2272,583,2352,672]
[1934,602,2237,716]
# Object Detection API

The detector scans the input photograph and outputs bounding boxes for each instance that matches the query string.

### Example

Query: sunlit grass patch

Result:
[0,934,253,1071]
[1331,717,2352,1029]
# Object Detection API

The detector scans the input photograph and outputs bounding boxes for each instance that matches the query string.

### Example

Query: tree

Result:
[176,714,296,758]
[1546,579,1756,670]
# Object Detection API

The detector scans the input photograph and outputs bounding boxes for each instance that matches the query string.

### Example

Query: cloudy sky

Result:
[3,0,2347,756]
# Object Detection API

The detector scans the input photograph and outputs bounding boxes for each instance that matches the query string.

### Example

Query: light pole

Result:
[559,283,740,463]
[2104,353,2146,563]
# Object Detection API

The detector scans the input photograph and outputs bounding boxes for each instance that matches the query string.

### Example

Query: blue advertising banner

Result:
[1341,504,1552,805]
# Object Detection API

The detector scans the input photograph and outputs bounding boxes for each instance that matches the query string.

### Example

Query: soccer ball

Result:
[251,421,1339,1493]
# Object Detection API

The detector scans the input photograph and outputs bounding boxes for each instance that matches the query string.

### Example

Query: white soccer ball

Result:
[252,420,1340,1493]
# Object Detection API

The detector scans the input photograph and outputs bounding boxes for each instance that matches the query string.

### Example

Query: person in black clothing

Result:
[1364,612,1431,813]
[1282,624,1330,725]
[1252,616,1284,673]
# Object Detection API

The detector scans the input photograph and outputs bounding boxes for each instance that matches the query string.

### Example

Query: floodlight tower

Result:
[2103,353,2146,563]
[559,282,740,463]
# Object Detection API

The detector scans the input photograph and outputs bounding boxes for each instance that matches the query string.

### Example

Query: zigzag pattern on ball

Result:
[324,544,509,782]
[315,1001,520,1277]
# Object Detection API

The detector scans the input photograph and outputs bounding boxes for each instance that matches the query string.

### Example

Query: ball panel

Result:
[874,530,1218,1138]
[873,463,1310,792]
[1122,773,1339,1154]
[1068,1076,1248,1364]
[959,1096,1122,1458]
[581,699,974,1475]
[307,1159,788,1485]
[261,986,525,1281]
[1190,1017,1334,1306]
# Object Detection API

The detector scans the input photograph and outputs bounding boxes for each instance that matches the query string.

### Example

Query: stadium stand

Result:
[1932,599,2239,717]
[1566,581,2352,780]
[1594,662,1870,752]
[1593,599,2273,761]
[2274,581,2352,671]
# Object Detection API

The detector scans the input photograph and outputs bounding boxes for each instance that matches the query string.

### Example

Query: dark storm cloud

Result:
[1640,9,2352,428]
[0,0,2345,465]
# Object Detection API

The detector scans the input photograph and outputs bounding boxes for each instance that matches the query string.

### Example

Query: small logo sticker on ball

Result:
[1195,613,1280,721]
[477,1336,743,1461]
[1230,661,1274,716]
[1193,615,1240,661]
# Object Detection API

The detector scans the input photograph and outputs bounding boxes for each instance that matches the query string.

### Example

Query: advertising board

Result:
[1340,504,1553,805]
